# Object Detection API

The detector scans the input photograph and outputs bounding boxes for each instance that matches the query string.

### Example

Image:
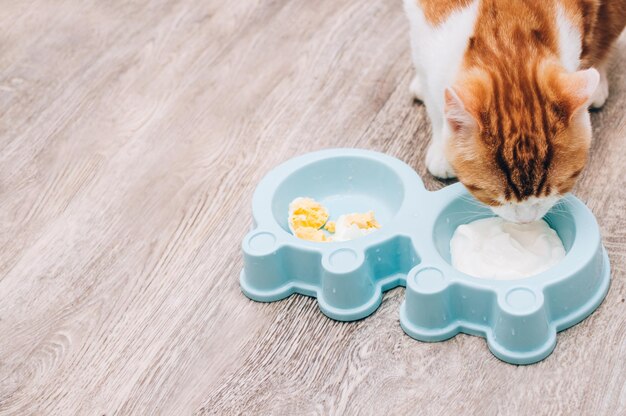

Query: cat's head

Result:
[444,63,599,223]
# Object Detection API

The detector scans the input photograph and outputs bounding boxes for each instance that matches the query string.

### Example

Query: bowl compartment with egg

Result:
[241,149,424,321]
[241,148,610,364]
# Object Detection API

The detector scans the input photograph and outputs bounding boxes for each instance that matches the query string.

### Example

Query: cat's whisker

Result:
[458,196,491,210]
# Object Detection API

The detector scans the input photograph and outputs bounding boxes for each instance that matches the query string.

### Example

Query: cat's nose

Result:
[514,204,540,223]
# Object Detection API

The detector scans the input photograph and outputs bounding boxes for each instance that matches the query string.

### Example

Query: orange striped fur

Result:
[412,0,626,221]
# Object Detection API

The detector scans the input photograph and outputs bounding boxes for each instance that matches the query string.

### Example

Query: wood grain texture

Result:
[0,0,624,415]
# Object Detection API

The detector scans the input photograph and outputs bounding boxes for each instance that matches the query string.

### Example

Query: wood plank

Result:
[0,0,624,414]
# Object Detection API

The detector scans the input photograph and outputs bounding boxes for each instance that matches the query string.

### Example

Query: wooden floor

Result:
[1,1,625,414]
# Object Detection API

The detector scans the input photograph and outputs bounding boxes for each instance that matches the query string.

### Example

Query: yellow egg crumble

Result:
[288,197,329,232]
[294,227,329,242]
[288,197,381,243]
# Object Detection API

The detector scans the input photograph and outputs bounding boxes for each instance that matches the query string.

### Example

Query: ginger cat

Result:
[404,0,626,222]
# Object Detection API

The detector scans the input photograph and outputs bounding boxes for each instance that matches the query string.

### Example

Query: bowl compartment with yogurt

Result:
[400,183,609,365]
[431,192,577,266]
[241,148,610,364]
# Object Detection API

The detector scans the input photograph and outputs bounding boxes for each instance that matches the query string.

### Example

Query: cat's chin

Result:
[490,196,561,224]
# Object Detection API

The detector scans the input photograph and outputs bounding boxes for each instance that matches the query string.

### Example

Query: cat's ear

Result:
[558,68,600,114]
[444,87,477,134]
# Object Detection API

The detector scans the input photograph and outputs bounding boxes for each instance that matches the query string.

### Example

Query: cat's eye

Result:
[464,183,483,192]
[479,197,501,207]
[569,169,583,180]
[555,171,584,194]
[556,181,575,195]
[461,183,501,206]
[470,192,500,207]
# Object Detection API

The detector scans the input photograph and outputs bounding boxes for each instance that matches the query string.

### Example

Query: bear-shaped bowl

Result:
[240,148,610,364]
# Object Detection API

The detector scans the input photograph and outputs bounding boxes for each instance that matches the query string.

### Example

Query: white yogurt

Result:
[450,217,566,280]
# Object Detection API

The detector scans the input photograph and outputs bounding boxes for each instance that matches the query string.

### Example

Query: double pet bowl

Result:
[240,149,610,364]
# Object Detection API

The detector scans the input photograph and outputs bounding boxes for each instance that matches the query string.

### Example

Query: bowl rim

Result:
[427,184,602,291]
[250,147,426,251]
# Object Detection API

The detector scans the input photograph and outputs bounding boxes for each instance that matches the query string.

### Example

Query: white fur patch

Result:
[492,195,561,223]
[404,0,479,119]
[556,4,582,71]
[404,0,479,178]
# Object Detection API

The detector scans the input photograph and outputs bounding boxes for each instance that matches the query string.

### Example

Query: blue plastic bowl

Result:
[240,148,610,364]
